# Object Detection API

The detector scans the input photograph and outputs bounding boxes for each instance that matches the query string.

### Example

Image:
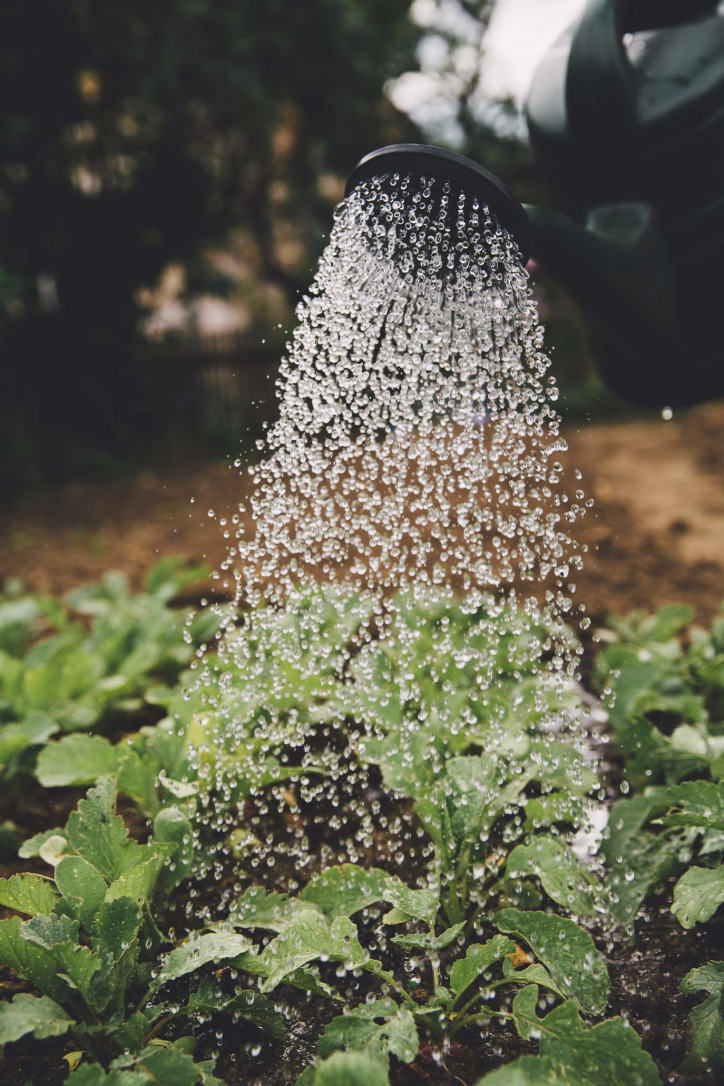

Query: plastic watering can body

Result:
[525,0,724,405]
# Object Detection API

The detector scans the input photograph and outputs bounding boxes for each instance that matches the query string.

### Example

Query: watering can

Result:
[346,0,724,407]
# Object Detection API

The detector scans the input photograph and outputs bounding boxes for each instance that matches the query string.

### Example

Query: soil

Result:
[2,402,724,1083]
[3,403,724,634]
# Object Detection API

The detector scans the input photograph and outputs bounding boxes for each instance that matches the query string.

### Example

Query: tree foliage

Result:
[0,0,421,497]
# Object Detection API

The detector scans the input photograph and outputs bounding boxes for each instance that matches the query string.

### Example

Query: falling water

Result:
[190,171,593,897]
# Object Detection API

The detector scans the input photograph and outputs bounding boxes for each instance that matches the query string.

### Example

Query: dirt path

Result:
[3,402,724,628]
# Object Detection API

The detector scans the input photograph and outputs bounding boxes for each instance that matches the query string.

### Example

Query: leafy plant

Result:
[0,776,283,1082]
[0,559,218,786]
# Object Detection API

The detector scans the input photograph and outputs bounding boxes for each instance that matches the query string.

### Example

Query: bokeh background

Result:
[3,0,724,629]
[0,0,602,500]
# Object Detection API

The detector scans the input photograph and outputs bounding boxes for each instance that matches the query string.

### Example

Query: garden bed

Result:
[0,560,723,1083]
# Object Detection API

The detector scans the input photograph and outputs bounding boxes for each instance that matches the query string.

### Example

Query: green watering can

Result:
[347,0,724,407]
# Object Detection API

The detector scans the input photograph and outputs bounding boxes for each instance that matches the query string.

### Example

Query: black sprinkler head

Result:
[345,144,531,265]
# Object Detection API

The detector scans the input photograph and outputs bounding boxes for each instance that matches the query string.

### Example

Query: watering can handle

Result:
[566,0,720,145]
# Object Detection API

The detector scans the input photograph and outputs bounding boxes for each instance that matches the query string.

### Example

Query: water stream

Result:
[190,170,595,911]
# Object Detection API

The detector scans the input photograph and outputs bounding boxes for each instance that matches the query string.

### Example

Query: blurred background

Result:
[5,0,724,629]
[0,0,606,505]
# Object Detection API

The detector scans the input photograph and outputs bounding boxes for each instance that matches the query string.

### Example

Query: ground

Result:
[3,401,724,630]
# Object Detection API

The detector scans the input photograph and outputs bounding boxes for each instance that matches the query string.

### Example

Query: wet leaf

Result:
[672,865,724,928]
[0,873,59,917]
[379,878,439,927]
[663,781,724,832]
[495,909,609,1015]
[152,806,194,895]
[65,778,144,883]
[188,979,286,1042]
[92,897,142,959]
[36,734,121,787]
[152,932,254,992]
[318,998,418,1065]
[0,915,72,1004]
[506,838,596,918]
[105,852,172,906]
[680,960,724,1074]
[259,913,369,992]
[392,921,465,952]
[55,856,108,930]
[449,935,516,998]
[0,992,72,1043]
[22,912,109,1009]
[476,986,661,1084]
[299,864,390,920]
[502,956,565,1000]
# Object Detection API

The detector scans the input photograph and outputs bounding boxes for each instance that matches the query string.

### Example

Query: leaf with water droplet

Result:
[679,960,724,1074]
[662,780,724,832]
[0,873,59,917]
[188,978,286,1042]
[495,909,609,1015]
[449,934,516,998]
[392,921,465,952]
[475,986,661,1084]
[505,837,597,918]
[501,955,565,1000]
[299,864,392,921]
[318,998,418,1067]
[55,856,107,931]
[151,931,254,993]
[259,913,370,992]
[672,865,724,928]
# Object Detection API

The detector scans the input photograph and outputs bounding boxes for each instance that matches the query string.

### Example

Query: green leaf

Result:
[152,806,194,895]
[55,856,108,931]
[392,921,465,952]
[0,873,59,916]
[379,878,439,927]
[0,992,72,1043]
[225,886,299,933]
[117,749,161,817]
[304,1051,390,1086]
[105,853,170,906]
[65,778,144,883]
[259,913,369,993]
[152,932,254,992]
[17,825,66,859]
[502,957,565,1000]
[129,1045,203,1086]
[188,979,286,1042]
[663,781,724,832]
[476,987,661,1085]
[299,864,391,921]
[22,912,108,1009]
[506,838,596,918]
[672,866,724,928]
[603,795,687,924]
[36,734,121,788]
[680,961,724,1074]
[92,897,143,959]
[319,999,418,1065]
[0,712,58,772]
[0,915,73,1004]
[449,935,517,998]
[495,910,609,1015]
